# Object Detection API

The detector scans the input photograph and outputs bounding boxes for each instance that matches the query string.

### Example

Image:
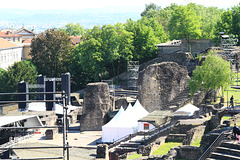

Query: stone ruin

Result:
[80,82,112,131]
[138,62,190,112]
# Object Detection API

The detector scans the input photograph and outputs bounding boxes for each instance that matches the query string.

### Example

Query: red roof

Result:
[69,36,82,45]
[22,39,32,43]
[0,31,22,38]
[0,38,18,49]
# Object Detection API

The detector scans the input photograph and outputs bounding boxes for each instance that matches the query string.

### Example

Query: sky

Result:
[0,0,240,10]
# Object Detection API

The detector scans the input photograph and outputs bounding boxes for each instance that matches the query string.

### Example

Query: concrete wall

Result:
[157,45,181,56]
[181,39,215,55]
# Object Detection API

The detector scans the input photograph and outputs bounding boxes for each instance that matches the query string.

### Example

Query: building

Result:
[13,27,36,42]
[0,31,22,43]
[0,38,24,70]
[69,36,82,46]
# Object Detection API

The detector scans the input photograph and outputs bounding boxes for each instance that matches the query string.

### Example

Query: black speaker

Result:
[37,74,45,100]
[61,73,71,105]
[45,80,55,111]
[18,81,28,110]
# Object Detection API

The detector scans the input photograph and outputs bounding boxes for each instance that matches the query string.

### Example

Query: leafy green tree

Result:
[141,3,161,17]
[215,9,233,35]
[168,5,201,52]
[73,24,134,83]
[59,23,85,36]
[30,28,74,77]
[187,3,223,39]
[0,61,38,100]
[126,17,168,63]
[188,50,231,96]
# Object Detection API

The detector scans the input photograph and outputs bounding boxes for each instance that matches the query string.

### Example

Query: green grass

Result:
[222,115,231,121]
[190,137,202,147]
[152,142,182,155]
[127,153,142,159]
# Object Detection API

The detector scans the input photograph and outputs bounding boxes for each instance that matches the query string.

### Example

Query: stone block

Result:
[80,83,111,131]
[96,144,109,160]
[45,128,58,140]
[138,62,190,112]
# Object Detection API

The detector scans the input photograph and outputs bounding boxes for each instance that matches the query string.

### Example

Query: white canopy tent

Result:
[102,100,149,143]
[174,103,199,116]
[102,106,136,142]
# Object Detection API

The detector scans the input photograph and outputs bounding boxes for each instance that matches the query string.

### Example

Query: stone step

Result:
[165,134,186,142]
[120,142,141,148]
[220,141,240,150]
[216,146,240,157]
[115,147,138,152]
[211,152,240,160]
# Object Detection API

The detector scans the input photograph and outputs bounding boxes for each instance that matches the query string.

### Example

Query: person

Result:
[230,95,234,109]
[233,124,239,140]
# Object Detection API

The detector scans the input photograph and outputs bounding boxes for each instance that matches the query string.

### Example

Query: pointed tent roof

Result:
[132,100,149,120]
[175,103,199,116]
[103,106,125,128]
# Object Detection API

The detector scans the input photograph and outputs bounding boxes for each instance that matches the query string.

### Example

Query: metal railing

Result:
[0,91,69,160]
[198,131,227,160]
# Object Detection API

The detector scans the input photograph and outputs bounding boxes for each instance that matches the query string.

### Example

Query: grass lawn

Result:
[127,153,142,159]
[222,115,231,121]
[190,137,202,147]
[152,142,182,155]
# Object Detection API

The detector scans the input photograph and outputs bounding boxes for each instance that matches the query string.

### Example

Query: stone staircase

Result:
[115,140,142,153]
[207,141,240,160]
[164,88,191,111]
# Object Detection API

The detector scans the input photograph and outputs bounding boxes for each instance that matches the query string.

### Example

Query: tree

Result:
[188,50,231,97]
[216,9,233,35]
[73,24,134,83]
[187,3,223,39]
[0,61,38,100]
[30,28,74,77]
[125,17,168,63]
[168,5,201,52]
[141,3,161,17]
[59,23,85,36]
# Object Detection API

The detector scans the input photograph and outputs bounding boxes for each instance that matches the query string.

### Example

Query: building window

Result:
[13,38,15,42]
[18,38,20,42]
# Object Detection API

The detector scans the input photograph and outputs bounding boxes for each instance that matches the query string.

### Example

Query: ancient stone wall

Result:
[181,39,215,55]
[183,125,206,145]
[138,62,190,112]
[80,82,111,131]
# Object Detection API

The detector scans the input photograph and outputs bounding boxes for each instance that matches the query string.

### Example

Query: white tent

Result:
[174,103,199,116]
[133,100,149,120]
[102,106,137,142]
[102,100,150,143]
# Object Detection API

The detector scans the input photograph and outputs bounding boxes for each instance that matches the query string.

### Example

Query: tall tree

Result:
[168,5,201,52]
[73,24,134,83]
[126,17,168,63]
[30,28,74,77]
[141,3,161,17]
[0,61,38,100]
[59,23,85,36]
[188,50,231,96]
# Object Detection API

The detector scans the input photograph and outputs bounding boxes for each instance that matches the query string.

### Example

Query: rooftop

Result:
[0,38,19,49]
[0,31,22,38]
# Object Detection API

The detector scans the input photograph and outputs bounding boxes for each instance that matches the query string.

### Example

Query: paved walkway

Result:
[14,123,102,160]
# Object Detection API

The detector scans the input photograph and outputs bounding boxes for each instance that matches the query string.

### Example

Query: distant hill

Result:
[0,7,141,33]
